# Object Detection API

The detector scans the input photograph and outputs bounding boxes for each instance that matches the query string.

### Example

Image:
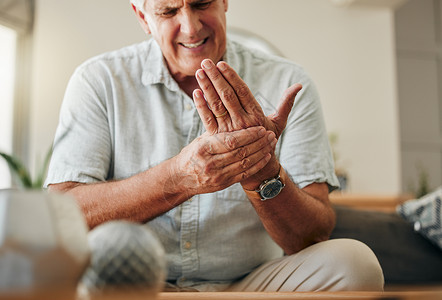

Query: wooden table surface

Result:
[329,192,414,212]
[158,291,442,300]
[2,290,442,300]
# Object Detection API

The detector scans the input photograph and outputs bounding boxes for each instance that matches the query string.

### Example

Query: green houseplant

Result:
[0,148,51,189]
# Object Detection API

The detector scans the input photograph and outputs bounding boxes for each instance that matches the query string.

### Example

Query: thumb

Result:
[271,83,303,135]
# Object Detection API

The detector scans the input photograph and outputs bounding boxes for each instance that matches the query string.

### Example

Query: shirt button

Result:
[185,103,192,111]
[184,241,192,249]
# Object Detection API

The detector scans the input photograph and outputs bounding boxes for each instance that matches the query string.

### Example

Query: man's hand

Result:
[192,59,302,189]
[171,126,277,199]
[193,59,302,137]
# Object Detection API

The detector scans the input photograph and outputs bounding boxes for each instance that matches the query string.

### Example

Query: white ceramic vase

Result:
[0,189,90,292]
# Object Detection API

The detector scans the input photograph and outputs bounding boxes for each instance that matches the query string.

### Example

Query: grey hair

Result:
[130,0,147,13]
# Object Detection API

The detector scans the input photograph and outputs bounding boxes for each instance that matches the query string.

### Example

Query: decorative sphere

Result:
[79,221,166,296]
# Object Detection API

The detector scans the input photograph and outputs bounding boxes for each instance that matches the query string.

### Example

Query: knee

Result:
[315,239,384,291]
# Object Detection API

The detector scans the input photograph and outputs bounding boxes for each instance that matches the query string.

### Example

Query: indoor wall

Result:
[396,0,442,195]
[29,0,402,194]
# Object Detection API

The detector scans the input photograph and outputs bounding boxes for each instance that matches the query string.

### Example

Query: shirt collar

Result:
[141,39,180,92]
[223,39,242,77]
[141,38,240,91]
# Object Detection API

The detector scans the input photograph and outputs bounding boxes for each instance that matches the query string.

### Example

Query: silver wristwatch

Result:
[254,174,285,201]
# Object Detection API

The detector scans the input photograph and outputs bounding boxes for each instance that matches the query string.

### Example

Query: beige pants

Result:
[229,239,384,292]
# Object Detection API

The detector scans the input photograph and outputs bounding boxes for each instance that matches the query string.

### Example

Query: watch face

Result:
[260,179,284,200]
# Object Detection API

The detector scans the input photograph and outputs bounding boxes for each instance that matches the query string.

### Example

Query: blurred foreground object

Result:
[78,221,166,299]
[0,189,90,293]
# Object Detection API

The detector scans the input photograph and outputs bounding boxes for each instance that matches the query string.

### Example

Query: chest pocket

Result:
[216,183,247,201]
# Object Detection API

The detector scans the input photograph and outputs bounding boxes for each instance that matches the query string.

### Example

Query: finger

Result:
[224,152,272,184]
[271,83,303,133]
[216,61,263,116]
[193,89,218,134]
[211,131,277,169]
[202,126,267,155]
[200,59,244,119]
[195,67,229,121]
[200,150,272,194]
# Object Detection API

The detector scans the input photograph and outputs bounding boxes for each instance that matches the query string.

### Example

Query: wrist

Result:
[243,165,287,201]
[167,156,197,200]
[241,155,280,191]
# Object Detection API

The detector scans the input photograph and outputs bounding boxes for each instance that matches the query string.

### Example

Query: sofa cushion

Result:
[330,205,442,284]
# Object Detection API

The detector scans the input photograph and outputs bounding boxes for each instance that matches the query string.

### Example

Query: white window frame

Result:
[0,0,35,188]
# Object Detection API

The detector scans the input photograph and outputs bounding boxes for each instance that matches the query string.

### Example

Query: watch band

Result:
[243,166,286,201]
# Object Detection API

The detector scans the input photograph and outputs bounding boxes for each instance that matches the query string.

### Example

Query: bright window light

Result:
[0,25,17,189]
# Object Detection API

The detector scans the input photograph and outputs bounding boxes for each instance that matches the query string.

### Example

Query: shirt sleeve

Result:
[276,69,340,192]
[44,64,112,187]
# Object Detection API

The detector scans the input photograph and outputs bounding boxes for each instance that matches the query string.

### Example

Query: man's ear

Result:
[132,4,151,35]
[223,0,228,12]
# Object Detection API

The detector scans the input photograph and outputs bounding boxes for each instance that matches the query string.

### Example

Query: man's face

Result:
[137,0,228,80]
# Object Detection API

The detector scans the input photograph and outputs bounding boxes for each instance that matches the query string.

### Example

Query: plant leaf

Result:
[32,146,53,189]
[0,152,33,189]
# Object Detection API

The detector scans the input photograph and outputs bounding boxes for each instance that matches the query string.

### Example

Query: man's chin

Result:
[169,54,222,79]
[168,65,200,81]
[178,61,204,76]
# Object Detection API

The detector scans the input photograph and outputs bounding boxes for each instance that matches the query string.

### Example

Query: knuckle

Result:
[197,175,209,187]
[201,141,213,154]
[251,106,264,120]
[201,82,212,91]
[224,135,238,150]
[236,84,249,98]
[240,170,250,180]
[196,146,206,156]
[190,156,203,169]
[259,136,269,147]
[205,115,215,127]
[212,100,225,112]
[211,173,224,185]
[195,99,207,110]
[211,70,222,81]
[205,172,224,187]
[220,88,235,103]
[240,158,251,169]
[203,162,214,174]
[236,119,249,129]
[214,133,224,144]
[236,147,248,159]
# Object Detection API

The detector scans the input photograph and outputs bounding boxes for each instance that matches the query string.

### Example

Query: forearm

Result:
[49,127,274,229]
[243,162,335,255]
[48,157,191,229]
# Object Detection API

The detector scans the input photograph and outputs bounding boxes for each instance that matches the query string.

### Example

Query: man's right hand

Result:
[169,126,277,199]
[48,126,276,229]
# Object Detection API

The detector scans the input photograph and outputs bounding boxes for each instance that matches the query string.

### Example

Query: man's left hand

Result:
[193,59,302,188]
[193,59,302,138]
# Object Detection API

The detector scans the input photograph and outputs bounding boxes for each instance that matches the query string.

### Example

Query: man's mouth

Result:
[180,38,208,49]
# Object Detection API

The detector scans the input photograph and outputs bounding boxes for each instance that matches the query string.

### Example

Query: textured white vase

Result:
[0,189,90,291]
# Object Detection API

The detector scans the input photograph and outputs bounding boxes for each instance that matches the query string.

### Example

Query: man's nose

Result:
[179,10,202,36]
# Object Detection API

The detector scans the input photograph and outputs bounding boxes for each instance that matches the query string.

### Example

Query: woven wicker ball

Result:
[79,221,166,296]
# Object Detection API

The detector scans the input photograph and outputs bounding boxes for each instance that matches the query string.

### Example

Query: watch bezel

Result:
[257,175,285,201]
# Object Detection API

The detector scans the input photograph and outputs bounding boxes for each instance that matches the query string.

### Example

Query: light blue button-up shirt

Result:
[46,39,338,291]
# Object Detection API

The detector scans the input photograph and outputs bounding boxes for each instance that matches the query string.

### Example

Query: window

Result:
[0,25,17,189]
[0,0,34,188]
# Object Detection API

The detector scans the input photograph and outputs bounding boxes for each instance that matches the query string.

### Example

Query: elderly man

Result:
[46,0,384,292]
